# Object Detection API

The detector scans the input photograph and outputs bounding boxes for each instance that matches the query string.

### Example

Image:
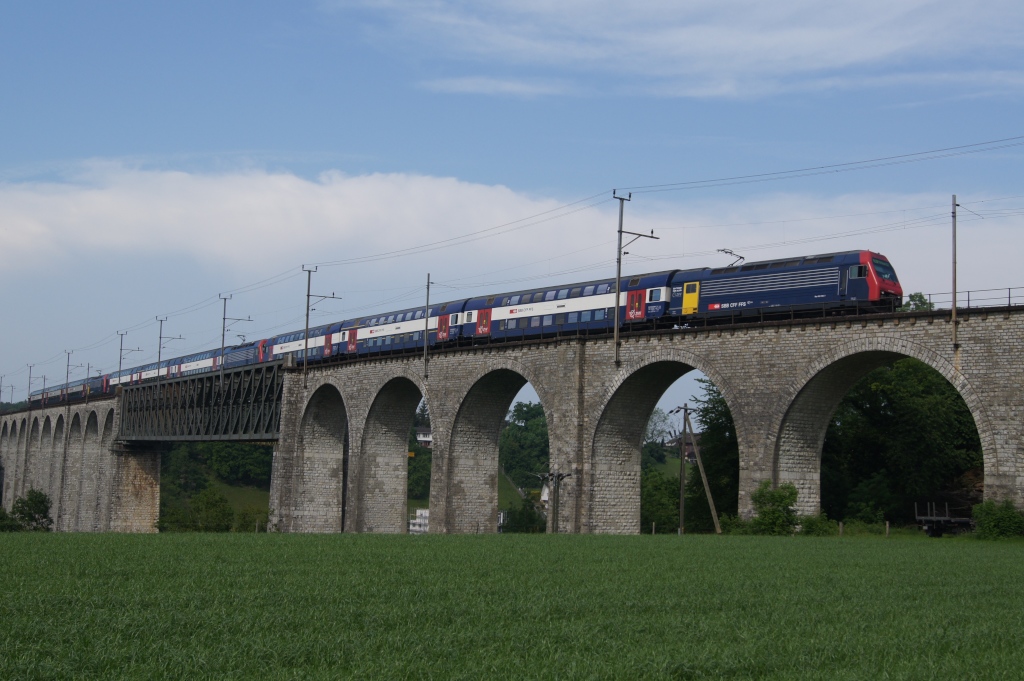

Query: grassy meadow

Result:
[1,533,1022,679]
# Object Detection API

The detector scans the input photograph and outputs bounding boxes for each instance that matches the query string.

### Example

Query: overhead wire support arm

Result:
[302,266,343,389]
[612,190,658,366]
[219,294,253,386]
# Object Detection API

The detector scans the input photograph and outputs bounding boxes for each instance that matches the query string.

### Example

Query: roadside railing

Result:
[921,287,1024,311]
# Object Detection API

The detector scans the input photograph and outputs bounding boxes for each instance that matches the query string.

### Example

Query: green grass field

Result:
[1,534,1022,679]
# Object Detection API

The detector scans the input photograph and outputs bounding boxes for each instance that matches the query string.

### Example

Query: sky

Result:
[1,1,1022,427]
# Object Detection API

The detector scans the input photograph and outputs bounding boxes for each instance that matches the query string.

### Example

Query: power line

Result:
[620,135,1024,194]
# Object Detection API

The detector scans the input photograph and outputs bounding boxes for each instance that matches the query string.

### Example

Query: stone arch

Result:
[73,411,100,532]
[15,419,26,499]
[0,421,7,508]
[95,409,115,531]
[56,413,83,530]
[27,417,42,493]
[770,336,992,515]
[357,376,425,533]
[292,383,349,532]
[443,367,540,534]
[587,349,739,535]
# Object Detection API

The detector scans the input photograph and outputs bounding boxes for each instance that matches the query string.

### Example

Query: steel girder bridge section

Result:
[118,362,284,442]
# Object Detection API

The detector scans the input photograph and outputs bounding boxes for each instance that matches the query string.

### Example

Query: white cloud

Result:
[3,162,1021,299]
[335,0,1024,96]
[420,76,570,96]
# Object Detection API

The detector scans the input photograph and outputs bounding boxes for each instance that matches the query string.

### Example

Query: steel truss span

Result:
[119,362,284,441]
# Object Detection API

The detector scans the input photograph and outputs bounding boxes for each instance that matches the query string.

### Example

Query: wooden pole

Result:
[685,412,721,534]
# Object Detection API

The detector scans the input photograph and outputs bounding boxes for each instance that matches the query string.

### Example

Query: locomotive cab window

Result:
[850,265,868,279]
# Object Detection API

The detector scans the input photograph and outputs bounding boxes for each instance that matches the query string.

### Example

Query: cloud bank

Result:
[337,0,1024,96]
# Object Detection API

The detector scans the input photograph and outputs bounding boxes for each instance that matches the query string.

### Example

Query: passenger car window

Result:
[544,291,556,301]
[557,289,568,300]
[583,286,594,296]
[648,289,661,302]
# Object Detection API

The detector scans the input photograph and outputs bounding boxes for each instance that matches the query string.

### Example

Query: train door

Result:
[323,333,332,358]
[347,329,358,353]
[437,314,450,341]
[683,282,699,314]
[476,309,492,336]
[626,290,646,321]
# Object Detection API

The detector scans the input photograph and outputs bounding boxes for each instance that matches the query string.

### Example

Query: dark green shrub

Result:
[191,487,234,532]
[0,506,23,532]
[12,489,53,531]
[234,505,269,532]
[751,481,798,535]
[502,496,546,533]
[799,513,839,536]
[641,470,679,533]
[719,514,752,535]
[973,500,1024,539]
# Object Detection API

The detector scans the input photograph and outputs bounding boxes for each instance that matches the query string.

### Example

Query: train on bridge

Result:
[29,249,901,407]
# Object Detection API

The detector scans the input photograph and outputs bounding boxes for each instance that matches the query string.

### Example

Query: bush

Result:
[0,506,24,532]
[719,514,753,535]
[234,505,269,533]
[191,488,234,532]
[750,481,798,535]
[502,496,546,533]
[799,513,839,536]
[12,489,53,531]
[972,500,1024,539]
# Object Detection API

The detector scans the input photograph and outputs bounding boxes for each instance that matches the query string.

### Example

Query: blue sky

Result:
[2,1,1022,420]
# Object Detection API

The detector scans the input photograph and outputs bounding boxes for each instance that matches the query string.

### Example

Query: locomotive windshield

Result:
[872,258,898,282]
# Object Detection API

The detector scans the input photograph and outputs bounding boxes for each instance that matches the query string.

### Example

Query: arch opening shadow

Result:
[774,351,985,518]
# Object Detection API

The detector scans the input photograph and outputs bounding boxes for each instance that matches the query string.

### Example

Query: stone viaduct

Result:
[2,306,1022,533]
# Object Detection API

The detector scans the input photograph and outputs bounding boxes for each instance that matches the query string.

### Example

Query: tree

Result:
[196,442,273,488]
[414,400,431,428]
[407,432,432,500]
[681,379,739,532]
[645,407,674,444]
[821,358,982,523]
[190,487,234,532]
[0,506,24,532]
[498,402,549,489]
[12,489,53,531]
[502,496,546,533]
[900,292,934,312]
[640,470,679,533]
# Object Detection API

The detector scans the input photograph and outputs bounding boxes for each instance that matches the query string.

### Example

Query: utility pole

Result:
[64,350,73,404]
[26,364,34,403]
[156,317,183,400]
[219,294,251,386]
[423,273,434,379]
[951,195,960,370]
[116,331,141,386]
[670,404,721,535]
[611,190,657,366]
[302,266,342,389]
[535,470,571,533]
